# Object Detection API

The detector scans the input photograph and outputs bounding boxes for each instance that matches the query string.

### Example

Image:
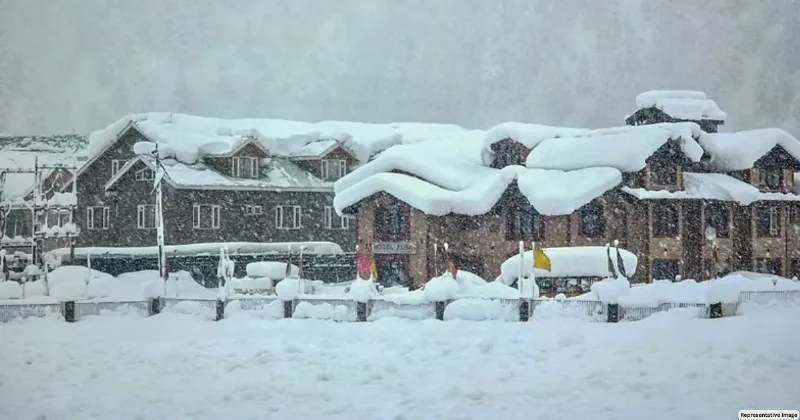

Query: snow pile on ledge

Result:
[246,262,299,280]
[590,277,631,304]
[635,90,727,121]
[623,172,769,204]
[224,299,284,320]
[699,128,800,172]
[424,274,460,302]
[49,242,342,259]
[482,122,590,149]
[348,278,378,302]
[230,277,273,292]
[499,246,638,285]
[526,123,705,172]
[293,301,354,321]
[443,299,516,321]
[275,278,301,301]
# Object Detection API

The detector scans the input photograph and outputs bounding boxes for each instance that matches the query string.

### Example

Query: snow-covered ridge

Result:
[699,128,800,171]
[635,90,727,121]
[82,113,484,167]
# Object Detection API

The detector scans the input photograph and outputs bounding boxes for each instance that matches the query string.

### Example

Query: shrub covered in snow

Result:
[348,278,377,302]
[424,274,460,302]
[589,277,631,303]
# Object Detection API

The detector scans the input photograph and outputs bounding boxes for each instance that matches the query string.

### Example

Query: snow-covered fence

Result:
[73,301,150,320]
[0,302,62,323]
[619,302,710,322]
[738,290,800,305]
[367,299,437,321]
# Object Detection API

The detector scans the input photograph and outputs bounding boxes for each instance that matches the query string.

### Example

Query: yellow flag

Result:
[369,256,378,281]
[533,248,551,272]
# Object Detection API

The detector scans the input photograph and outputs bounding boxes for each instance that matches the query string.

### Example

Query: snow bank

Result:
[275,278,306,301]
[635,90,726,121]
[424,275,460,302]
[533,299,600,321]
[348,278,377,302]
[699,128,800,172]
[590,277,631,304]
[49,241,343,259]
[443,299,516,321]
[224,299,284,320]
[293,301,354,322]
[623,172,774,205]
[499,246,638,284]
[246,261,299,279]
[230,276,273,292]
[0,281,22,299]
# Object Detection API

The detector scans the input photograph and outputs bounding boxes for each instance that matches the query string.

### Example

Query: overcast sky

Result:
[1,0,798,136]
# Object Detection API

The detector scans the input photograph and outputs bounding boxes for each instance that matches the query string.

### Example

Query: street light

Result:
[704,226,718,280]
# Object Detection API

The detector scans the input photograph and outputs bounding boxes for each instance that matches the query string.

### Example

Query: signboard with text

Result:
[372,242,417,255]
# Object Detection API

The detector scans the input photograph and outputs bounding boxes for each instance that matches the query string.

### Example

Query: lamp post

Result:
[704,226,718,280]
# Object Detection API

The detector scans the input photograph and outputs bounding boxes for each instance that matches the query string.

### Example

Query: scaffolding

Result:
[0,157,80,278]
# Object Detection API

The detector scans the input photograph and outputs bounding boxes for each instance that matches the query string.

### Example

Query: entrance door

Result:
[377,259,410,288]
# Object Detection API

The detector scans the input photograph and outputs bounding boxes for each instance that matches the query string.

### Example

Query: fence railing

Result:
[1,290,798,324]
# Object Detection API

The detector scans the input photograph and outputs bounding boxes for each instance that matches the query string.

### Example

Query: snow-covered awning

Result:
[635,90,727,121]
[525,123,706,172]
[499,246,638,283]
[698,128,800,172]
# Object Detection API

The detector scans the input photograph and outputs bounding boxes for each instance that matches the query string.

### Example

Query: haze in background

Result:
[1,0,798,135]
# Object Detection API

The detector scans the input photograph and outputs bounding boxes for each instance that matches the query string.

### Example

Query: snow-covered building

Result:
[60,113,482,252]
[625,90,726,134]
[0,134,87,252]
[334,119,800,285]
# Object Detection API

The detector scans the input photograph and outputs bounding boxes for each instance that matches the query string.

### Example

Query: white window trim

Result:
[111,159,127,177]
[324,206,351,230]
[192,204,221,230]
[769,206,780,235]
[320,159,347,181]
[135,168,155,181]
[232,157,259,178]
[275,205,302,230]
[137,204,156,229]
[244,205,263,215]
[86,206,110,230]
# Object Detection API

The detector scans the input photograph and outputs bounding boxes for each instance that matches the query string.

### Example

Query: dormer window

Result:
[759,168,782,191]
[321,159,347,181]
[649,161,677,185]
[135,168,155,181]
[232,157,259,178]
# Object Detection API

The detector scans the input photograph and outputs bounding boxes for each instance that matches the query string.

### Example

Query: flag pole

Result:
[530,241,536,296]
[518,240,524,294]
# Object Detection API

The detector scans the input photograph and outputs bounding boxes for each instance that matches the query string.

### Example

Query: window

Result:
[652,259,680,281]
[244,205,263,216]
[47,209,71,228]
[507,206,542,239]
[579,201,605,237]
[652,203,679,238]
[790,205,800,225]
[756,258,782,276]
[232,157,259,178]
[192,204,221,229]
[275,205,302,229]
[649,161,677,184]
[324,206,352,229]
[137,205,156,229]
[704,202,730,238]
[377,205,408,236]
[759,168,783,190]
[321,159,347,181]
[135,168,155,181]
[756,205,781,237]
[86,206,110,230]
[111,159,127,177]
[790,259,800,279]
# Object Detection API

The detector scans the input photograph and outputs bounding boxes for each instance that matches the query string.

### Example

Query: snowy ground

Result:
[2,307,798,420]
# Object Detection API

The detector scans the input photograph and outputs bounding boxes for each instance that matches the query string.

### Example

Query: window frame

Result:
[324,206,351,229]
[756,205,782,237]
[649,161,678,185]
[232,157,259,179]
[506,205,543,240]
[192,204,221,230]
[86,206,110,230]
[703,202,730,238]
[244,205,263,216]
[135,168,155,181]
[275,205,302,230]
[320,159,347,181]
[759,168,783,191]
[136,204,156,229]
[111,159,127,177]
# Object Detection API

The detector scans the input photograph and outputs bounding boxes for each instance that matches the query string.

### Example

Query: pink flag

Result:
[357,254,371,273]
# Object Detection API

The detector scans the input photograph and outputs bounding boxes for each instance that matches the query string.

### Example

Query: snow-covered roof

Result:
[699,128,800,171]
[482,122,590,149]
[622,172,800,203]
[635,90,727,121]
[525,123,706,172]
[499,246,638,282]
[333,165,622,217]
[82,113,484,169]
[48,241,343,258]
[106,155,332,192]
[289,139,342,159]
[0,134,86,199]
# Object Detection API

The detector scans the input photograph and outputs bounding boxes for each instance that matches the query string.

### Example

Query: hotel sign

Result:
[372,242,417,255]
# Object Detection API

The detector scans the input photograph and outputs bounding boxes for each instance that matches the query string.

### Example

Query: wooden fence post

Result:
[607,303,619,323]
[63,301,76,323]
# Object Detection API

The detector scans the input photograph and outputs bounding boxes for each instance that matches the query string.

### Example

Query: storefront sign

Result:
[372,242,417,254]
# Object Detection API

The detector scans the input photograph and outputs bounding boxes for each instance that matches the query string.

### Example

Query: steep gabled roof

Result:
[699,128,800,171]
[289,139,357,160]
[634,90,727,122]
